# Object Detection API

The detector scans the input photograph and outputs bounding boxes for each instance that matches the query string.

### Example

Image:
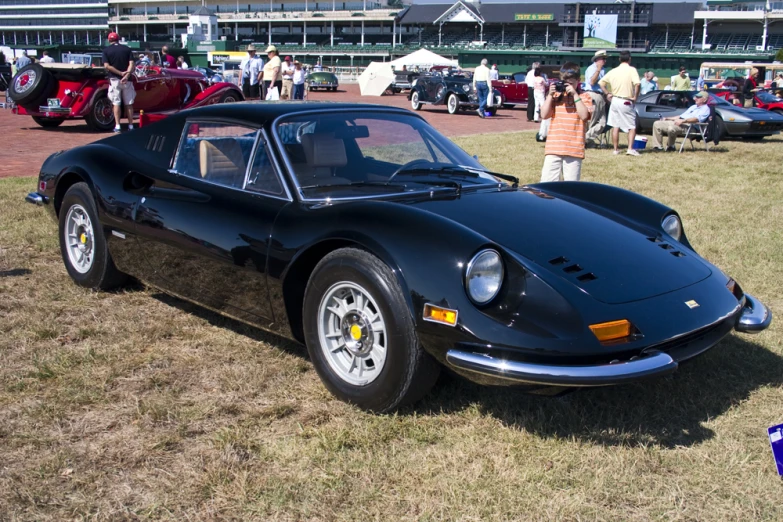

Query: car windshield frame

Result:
[756,91,781,104]
[270,108,510,202]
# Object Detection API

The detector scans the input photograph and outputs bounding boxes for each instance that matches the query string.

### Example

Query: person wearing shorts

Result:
[102,32,136,132]
[599,50,641,156]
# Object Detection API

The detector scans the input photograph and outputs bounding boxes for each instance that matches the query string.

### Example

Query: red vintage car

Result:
[492,71,530,109]
[9,61,244,131]
[711,86,783,117]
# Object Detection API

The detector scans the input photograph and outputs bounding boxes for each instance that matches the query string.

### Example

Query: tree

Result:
[776,48,783,63]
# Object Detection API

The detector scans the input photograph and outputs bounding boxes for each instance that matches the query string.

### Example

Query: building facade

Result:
[0,0,109,46]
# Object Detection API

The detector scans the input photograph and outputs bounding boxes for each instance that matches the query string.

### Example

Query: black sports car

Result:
[635,90,783,139]
[408,69,502,115]
[25,102,771,412]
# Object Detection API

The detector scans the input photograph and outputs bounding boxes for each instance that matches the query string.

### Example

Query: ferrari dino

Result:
[25,102,771,412]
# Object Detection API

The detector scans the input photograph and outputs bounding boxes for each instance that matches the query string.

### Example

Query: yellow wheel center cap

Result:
[349,324,362,340]
[80,233,87,244]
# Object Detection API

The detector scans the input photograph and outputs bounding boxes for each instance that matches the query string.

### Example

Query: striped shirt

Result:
[544,92,593,160]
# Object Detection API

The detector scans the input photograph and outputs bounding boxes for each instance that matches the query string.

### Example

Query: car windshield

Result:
[703,93,733,107]
[274,111,509,199]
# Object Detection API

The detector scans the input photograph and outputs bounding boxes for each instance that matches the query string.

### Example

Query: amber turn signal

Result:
[423,303,458,326]
[589,319,632,342]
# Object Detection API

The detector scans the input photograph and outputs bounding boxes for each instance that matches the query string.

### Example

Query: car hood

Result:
[409,188,711,304]
[734,107,783,120]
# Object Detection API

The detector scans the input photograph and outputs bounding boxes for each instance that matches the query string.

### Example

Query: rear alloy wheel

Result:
[447,93,459,115]
[85,93,115,132]
[59,182,127,290]
[32,116,64,128]
[303,248,440,412]
[410,90,422,111]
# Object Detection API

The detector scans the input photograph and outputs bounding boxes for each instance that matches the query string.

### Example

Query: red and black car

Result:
[9,60,243,131]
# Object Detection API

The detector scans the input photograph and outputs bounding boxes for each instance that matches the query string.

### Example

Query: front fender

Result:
[186,82,244,109]
[531,181,691,247]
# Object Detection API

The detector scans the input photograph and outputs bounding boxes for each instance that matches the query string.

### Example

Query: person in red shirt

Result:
[161,45,176,69]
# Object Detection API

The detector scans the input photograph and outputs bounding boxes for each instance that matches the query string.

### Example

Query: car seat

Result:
[299,133,350,185]
[199,139,247,188]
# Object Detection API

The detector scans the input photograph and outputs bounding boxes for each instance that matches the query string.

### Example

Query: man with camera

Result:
[598,51,641,156]
[540,63,593,182]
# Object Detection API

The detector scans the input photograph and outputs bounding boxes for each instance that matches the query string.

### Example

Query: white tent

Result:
[388,48,457,70]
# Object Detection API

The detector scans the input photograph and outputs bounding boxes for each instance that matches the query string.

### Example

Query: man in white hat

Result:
[240,44,263,99]
[583,50,608,145]
[261,45,282,99]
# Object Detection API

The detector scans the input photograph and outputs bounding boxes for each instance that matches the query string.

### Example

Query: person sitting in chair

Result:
[652,91,711,151]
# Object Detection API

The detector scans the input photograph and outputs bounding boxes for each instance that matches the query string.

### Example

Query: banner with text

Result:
[583,14,617,48]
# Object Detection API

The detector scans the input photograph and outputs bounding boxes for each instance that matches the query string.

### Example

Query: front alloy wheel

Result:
[303,248,440,412]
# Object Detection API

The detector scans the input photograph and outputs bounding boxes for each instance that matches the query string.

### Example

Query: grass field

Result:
[1,132,782,520]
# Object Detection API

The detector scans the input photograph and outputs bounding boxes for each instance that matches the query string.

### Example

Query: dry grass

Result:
[1,132,782,521]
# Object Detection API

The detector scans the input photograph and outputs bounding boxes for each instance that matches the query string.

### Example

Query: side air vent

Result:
[145,135,166,152]
[671,251,686,257]
[647,237,663,243]
[658,243,674,250]
[549,256,569,265]
[577,272,598,282]
[563,264,583,273]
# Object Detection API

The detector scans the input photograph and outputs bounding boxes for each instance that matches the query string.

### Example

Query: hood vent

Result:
[548,256,598,282]
[647,236,686,258]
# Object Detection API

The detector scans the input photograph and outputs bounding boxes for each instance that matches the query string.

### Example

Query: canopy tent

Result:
[388,48,458,70]
[358,61,395,96]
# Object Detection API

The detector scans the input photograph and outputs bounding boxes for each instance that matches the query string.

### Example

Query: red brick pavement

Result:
[0,83,537,179]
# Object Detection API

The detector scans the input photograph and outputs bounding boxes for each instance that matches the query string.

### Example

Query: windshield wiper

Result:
[393,165,519,187]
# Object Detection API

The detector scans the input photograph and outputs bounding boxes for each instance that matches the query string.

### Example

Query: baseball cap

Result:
[284,55,292,61]
[695,91,709,99]
[107,32,119,42]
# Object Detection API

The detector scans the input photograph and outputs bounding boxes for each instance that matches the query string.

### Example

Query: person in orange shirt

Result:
[539,62,592,182]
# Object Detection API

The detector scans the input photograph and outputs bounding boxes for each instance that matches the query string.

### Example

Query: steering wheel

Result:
[387,159,435,183]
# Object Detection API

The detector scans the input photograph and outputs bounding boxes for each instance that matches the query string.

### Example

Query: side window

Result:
[174,122,257,190]
[658,93,678,107]
[245,140,285,196]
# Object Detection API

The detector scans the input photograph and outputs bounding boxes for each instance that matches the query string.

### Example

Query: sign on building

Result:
[514,14,555,21]
[583,14,618,48]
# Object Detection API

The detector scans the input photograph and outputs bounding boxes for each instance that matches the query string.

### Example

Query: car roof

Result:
[182,101,417,124]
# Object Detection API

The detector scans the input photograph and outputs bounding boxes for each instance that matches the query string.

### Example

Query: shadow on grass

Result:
[150,292,307,359]
[417,335,782,448]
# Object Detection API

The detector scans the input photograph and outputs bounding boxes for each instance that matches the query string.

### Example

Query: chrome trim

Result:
[446,350,678,387]
[38,106,71,114]
[24,192,46,206]
[422,303,459,327]
[735,293,772,334]
[257,128,293,201]
[464,248,504,305]
[111,230,126,239]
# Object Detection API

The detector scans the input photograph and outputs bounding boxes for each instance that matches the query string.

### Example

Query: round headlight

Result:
[463,84,471,93]
[465,249,504,305]
[662,214,682,241]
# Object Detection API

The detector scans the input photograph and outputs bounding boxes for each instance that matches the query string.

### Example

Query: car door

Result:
[132,121,291,323]
[513,72,527,104]
[637,92,686,131]
[132,68,178,113]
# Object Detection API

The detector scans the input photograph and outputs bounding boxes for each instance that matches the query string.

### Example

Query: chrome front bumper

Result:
[735,293,772,333]
[446,350,678,387]
[447,293,771,387]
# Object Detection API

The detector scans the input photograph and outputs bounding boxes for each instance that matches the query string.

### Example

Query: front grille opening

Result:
[577,272,597,282]
[549,256,569,265]
[671,251,686,257]
[563,264,583,273]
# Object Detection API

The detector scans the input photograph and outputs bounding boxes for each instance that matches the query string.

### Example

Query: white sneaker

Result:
[613,150,622,155]
[127,125,134,131]
[113,126,121,133]
[626,149,641,156]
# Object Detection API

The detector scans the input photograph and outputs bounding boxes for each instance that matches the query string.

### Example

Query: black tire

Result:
[446,93,460,115]
[8,64,53,106]
[32,116,64,128]
[410,90,422,111]
[331,86,337,92]
[715,115,727,140]
[742,135,765,141]
[303,248,440,412]
[219,90,240,103]
[59,182,127,290]
[84,92,115,132]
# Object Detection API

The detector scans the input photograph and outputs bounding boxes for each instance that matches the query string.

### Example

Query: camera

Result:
[555,81,566,93]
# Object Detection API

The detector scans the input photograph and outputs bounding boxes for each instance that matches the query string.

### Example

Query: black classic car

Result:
[392,70,420,93]
[408,69,502,115]
[25,102,771,412]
